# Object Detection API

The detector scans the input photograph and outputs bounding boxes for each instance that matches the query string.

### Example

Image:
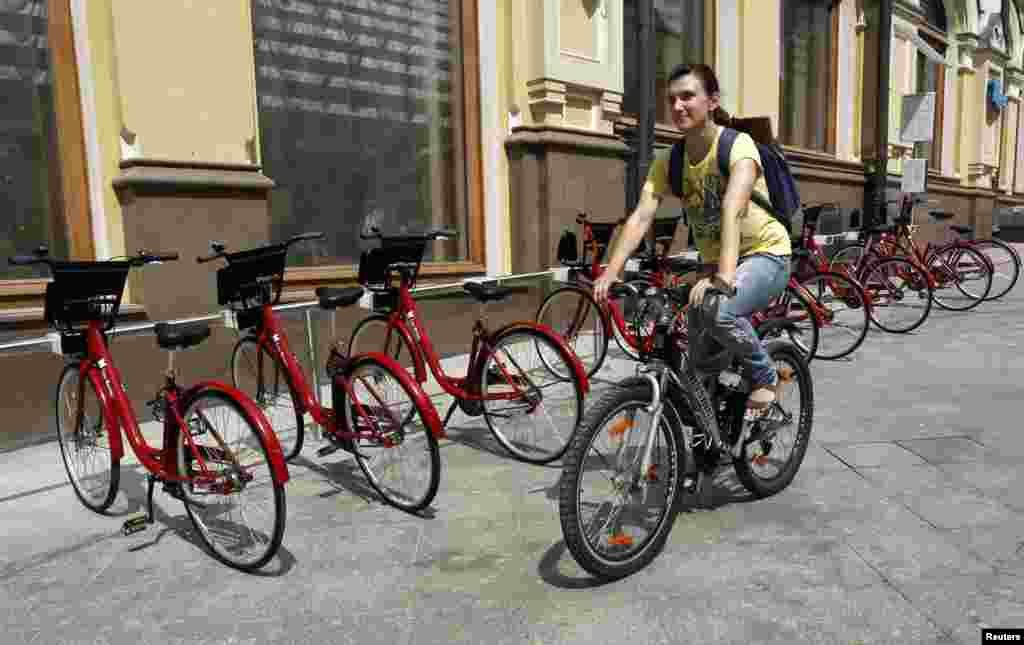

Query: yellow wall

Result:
[109,0,258,164]
[737,0,781,132]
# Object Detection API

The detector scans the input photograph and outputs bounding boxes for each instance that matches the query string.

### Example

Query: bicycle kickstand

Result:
[441,399,459,431]
[122,475,157,536]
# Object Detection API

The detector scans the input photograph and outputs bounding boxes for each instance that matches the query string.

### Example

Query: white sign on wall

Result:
[901,158,928,194]
[900,92,936,143]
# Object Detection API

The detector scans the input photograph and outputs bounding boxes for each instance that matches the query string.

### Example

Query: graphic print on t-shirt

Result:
[685,173,724,247]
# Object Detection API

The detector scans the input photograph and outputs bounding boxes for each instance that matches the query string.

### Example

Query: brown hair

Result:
[667,63,732,125]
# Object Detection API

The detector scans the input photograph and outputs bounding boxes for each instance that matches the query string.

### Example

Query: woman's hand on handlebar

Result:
[689,273,735,307]
[593,269,619,304]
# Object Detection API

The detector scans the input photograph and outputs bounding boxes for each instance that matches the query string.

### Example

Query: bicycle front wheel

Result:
[535,285,609,378]
[797,271,870,360]
[861,257,933,333]
[974,238,1021,301]
[56,362,120,513]
[480,327,585,464]
[559,378,684,580]
[177,389,286,571]
[929,245,991,311]
[231,337,304,461]
[343,357,440,513]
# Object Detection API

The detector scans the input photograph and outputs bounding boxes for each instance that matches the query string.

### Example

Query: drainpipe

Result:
[864,0,893,230]
[626,0,655,217]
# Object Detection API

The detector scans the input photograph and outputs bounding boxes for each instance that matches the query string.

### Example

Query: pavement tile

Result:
[946,516,1024,575]
[895,573,1024,645]
[823,442,929,469]
[896,436,990,465]
[938,457,1024,512]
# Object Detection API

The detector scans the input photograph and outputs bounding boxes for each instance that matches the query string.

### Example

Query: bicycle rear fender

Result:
[347,353,445,439]
[179,381,290,484]
[490,321,591,394]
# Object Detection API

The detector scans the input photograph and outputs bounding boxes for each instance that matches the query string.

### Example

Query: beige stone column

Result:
[999,68,1021,194]
[953,35,980,187]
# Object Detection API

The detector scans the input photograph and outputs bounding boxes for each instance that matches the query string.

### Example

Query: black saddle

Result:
[463,281,513,303]
[929,211,955,221]
[950,224,973,235]
[315,286,364,310]
[155,321,211,351]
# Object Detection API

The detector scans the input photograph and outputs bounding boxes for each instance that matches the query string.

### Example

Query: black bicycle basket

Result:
[216,244,288,309]
[44,260,132,334]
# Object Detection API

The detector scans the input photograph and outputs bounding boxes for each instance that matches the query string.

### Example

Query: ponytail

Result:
[712,107,732,126]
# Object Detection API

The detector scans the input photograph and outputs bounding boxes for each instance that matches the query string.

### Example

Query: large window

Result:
[0,0,70,280]
[623,0,706,127]
[779,0,836,152]
[251,0,480,270]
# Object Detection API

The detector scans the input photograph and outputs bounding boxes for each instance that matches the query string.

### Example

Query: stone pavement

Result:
[2,283,1024,645]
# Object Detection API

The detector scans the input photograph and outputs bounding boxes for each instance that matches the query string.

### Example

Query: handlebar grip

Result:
[196,252,219,264]
[8,255,39,266]
[609,283,641,299]
[152,252,179,262]
[575,212,589,224]
[360,225,382,241]
[432,229,458,240]
[292,232,326,242]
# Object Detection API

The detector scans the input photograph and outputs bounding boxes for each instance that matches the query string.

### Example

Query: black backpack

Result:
[668,124,800,238]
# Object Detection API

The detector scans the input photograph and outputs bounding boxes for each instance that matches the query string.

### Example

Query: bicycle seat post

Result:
[165,348,177,386]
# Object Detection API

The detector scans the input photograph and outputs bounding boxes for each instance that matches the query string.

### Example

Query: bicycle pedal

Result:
[122,515,150,536]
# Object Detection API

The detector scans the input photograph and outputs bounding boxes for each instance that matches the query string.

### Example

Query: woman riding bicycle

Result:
[594,63,791,414]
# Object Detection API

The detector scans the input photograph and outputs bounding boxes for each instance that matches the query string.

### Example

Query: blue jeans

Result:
[716,253,791,387]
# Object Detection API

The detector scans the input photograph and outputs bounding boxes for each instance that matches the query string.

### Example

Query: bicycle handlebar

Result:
[360,225,459,243]
[197,231,325,263]
[8,247,177,268]
[576,211,629,226]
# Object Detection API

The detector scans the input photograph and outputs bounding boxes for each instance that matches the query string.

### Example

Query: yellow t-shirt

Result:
[644,126,791,262]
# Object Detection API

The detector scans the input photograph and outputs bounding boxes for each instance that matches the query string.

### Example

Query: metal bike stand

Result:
[303,307,322,441]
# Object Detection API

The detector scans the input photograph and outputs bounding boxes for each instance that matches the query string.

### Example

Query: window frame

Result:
[778,0,840,154]
[0,0,95,310]
[914,23,947,172]
[258,0,486,295]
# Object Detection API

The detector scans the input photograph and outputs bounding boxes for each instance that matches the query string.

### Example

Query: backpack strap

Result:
[716,126,776,216]
[668,141,684,199]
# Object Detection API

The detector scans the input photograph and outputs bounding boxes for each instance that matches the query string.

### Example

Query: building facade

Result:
[0,1,1022,443]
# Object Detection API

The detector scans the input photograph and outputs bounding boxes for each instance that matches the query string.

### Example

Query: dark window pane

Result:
[0,0,68,279]
[623,0,704,125]
[920,0,947,32]
[251,0,469,267]
[780,0,833,151]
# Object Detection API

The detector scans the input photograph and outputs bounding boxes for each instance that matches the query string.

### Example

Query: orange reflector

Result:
[608,533,633,546]
[646,464,658,481]
[608,418,633,438]
[751,455,769,466]
[777,366,795,384]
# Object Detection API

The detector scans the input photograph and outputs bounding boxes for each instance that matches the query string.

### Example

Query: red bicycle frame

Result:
[247,302,445,439]
[81,318,290,485]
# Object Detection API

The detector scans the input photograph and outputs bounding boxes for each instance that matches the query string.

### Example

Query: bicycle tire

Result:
[609,278,657,361]
[732,342,813,498]
[231,336,304,462]
[558,378,685,580]
[928,244,992,311]
[342,355,441,512]
[860,257,933,333]
[974,237,1021,300]
[55,362,120,513]
[796,271,870,360]
[177,388,287,571]
[535,285,610,378]
[828,242,867,276]
[479,326,585,464]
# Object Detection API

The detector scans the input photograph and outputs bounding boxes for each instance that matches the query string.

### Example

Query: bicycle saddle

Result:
[929,211,955,221]
[315,286,364,310]
[154,321,211,351]
[463,281,513,303]
[950,224,973,235]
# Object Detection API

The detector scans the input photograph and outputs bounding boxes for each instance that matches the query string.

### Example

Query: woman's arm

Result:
[592,187,661,302]
[715,157,760,286]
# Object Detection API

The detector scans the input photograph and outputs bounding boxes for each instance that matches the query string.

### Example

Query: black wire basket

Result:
[355,241,425,312]
[44,261,132,334]
[216,244,288,310]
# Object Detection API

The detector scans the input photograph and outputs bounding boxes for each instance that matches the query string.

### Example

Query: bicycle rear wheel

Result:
[56,362,120,513]
[177,389,286,571]
[797,271,869,360]
[480,326,584,464]
[756,286,820,362]
[342,357,440,512]
[535,285,609,378]
[559,378,684,580]
[974,238,1021,300]
[231,337,304,461]
[860,257,933,333]
[928,245,991,311]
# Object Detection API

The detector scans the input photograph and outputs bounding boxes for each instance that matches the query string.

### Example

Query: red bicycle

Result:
[538,211,821,371]
[10,246,288,571]
[346,226,589,465]
[199,234,443,513]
